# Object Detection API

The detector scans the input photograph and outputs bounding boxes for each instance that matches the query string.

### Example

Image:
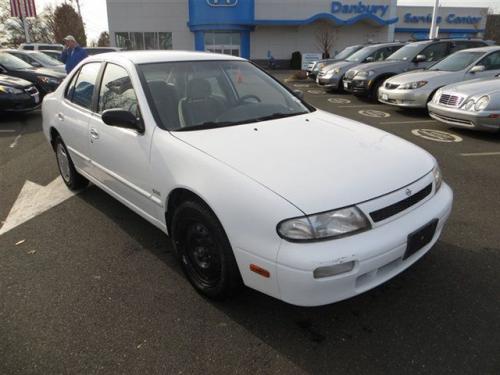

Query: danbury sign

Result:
[331,1,389,17]
[404,13,482,25]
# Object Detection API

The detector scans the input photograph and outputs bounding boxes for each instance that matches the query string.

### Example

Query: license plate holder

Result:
[33,93,40,103]
[404,219,438,260]
[343,81,349,89]
[381,93,388,101]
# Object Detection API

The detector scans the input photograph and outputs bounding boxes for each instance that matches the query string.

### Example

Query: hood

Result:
[324,60,357,72]
[42,65,66,74]
[0,74,33,88]
[388,70,459,87]
[354,60,406,73]
[32,66,66,79]
[442,77,500,97]
[172,111,435,214]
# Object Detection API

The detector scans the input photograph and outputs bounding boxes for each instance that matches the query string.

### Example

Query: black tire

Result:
[370,78,384,101]
[54,136,88,190]
[171,200,242,300]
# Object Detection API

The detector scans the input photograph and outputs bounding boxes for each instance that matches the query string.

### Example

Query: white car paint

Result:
[42,51,453,306]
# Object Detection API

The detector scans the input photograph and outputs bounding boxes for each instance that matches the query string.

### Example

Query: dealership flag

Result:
[10,0,37,18]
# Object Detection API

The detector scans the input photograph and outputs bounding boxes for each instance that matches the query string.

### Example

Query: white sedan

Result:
[42,51,453,306]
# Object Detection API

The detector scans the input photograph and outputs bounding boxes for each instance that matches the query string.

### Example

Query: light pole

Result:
[429,0,440,39]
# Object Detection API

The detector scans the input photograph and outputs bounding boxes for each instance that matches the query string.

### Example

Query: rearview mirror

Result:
[102,109,144,133]
[414,54,426,63]
[365,56,375,63]
[469,65,485,74]
[292,89,304,99]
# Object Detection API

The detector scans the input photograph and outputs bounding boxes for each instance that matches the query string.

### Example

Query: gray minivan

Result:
[343,39,488,98]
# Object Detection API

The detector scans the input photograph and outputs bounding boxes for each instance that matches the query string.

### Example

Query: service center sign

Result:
[302,53,322,71]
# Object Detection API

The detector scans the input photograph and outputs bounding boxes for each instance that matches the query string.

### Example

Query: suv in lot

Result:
[343,39,488,98]
[308,44,365,80]
[19,43,64,52]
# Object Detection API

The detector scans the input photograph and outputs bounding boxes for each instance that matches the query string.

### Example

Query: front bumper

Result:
[343,78,371,95]
[0,91,41,112]
[378,86,430,108]
[428,102,500,132]
[274,183,453,306]
[317,76,340,89]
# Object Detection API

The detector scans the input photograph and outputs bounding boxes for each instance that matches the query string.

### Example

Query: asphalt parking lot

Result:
[1,73,499,375]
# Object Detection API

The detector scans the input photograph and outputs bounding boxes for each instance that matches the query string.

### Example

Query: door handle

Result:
[90,128,99,140]
[57,113,64,121]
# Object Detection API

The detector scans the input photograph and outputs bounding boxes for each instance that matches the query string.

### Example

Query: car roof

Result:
[409,38,485,45]
[455,45,500,53]
[84,50,245,64]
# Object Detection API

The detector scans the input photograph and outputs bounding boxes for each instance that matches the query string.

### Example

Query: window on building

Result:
[114,32,172,50]
[204,32,240,56]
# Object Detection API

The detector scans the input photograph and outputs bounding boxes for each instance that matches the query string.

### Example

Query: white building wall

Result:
[106,0,192,49]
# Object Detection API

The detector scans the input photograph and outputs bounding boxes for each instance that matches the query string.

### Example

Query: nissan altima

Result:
[42,51,453,306]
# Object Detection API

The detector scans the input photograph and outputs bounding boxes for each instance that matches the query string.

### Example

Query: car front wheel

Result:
[171,200,242,300]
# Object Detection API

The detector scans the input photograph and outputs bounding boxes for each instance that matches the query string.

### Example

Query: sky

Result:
[34,0,500,43]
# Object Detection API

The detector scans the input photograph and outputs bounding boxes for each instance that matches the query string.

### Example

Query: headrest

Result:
[148,80,177,97]
[187,78,211,99]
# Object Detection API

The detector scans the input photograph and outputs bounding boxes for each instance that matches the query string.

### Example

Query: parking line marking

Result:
[460,152,500,157]
[380,120,436,125]
[9,134,22,148]
[0,129,16,133]
[338,104,381,108]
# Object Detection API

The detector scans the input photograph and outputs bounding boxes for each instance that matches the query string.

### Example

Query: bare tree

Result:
[315,20,336,59]
[97,31,110,47]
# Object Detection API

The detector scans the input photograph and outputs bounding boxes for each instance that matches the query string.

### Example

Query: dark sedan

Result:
[0,74,40,112]
[0,51,66,96]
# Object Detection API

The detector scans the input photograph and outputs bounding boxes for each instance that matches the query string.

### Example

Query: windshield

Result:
[335,45,362,60]
[31,52,62,66]
[346,46,376,62]
[386,44,424,61]
[139,60,312,131]
[429,51,484,71]
[0,52,33,70]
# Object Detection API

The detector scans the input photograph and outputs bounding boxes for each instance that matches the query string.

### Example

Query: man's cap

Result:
[63,35,76,42]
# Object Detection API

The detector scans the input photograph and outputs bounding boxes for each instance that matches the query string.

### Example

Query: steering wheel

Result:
[238,94,261,104]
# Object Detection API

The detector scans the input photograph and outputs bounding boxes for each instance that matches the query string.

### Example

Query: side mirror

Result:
[292,89,304,99]
[102,109,144,133]
[31,61,42,67]
[414,54,426,63]
[469,65,485,74]
[0,65,6,74]
[365,56,375,63]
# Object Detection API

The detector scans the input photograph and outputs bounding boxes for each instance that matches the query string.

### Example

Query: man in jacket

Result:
[60,35,88,73]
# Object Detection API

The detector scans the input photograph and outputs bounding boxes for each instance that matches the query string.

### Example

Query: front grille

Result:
[431,112,474,127]
[345,70,356,80]
[370,184,433,223]
[385,82,399,90]
[25,86,39,95]
[439,94,463,107]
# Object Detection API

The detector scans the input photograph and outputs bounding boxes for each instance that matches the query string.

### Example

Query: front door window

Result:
[205,32,240,57]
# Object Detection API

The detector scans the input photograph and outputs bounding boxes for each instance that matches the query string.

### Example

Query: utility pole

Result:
[20,0,31,43]
[429,0,440,39]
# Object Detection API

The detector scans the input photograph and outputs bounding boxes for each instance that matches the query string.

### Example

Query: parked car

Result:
[40,50,63,62]
[84,47,123,56]
[308,44,365,80]
[379,46,500,108]
[42,51,452,306]
[19,43,64,52]
[0,74,40,112]
[4,49,66,74]
[428,77,500,132]
[0,51,66,96]
[343,39,489,98]
[317,42,405,91]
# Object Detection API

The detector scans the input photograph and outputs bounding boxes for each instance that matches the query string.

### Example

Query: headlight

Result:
[461,99,476,111]
[355,71,374,79]
[474,95,489,112]
[400,80,428,90]
[332,67,340,75]
[277,206,371,242]
[0,85,23,94]
[37,76,60,86]
[433,165,442,192]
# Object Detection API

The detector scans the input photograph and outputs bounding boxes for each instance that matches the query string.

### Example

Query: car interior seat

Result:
[148,80,180,129]
[178,78,225,127]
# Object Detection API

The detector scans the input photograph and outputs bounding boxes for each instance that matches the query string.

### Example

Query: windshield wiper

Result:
[253,112,308,122]
[174,121,238,132]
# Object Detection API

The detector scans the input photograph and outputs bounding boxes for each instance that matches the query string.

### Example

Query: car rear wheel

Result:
[54,136,88,190]
[171,200,242,300]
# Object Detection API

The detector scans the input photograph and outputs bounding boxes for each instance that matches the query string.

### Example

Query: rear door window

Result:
[478,51,500,70]
[70,62,101,110]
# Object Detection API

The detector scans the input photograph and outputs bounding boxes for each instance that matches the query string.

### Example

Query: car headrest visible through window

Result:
[148,80,180,129]
[187,78,211,99]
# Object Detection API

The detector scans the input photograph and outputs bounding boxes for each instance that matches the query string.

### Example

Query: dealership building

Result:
[106,0,488,61]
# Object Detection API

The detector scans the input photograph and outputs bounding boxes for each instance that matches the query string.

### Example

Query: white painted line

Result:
[359,109,390,118]
[412,129,463,143]
[0,129,16,133]
[460,152,500,157]
[338,104,381,108]
[380,120,436,125]
[9,134,22,148]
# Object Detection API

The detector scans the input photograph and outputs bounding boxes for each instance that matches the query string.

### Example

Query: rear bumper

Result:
[378,86,430,108]
[274,183,453,306]
[428,102,500,132]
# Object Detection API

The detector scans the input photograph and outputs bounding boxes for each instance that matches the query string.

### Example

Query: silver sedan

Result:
[427,77,500,132]
[379,46,500,109]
